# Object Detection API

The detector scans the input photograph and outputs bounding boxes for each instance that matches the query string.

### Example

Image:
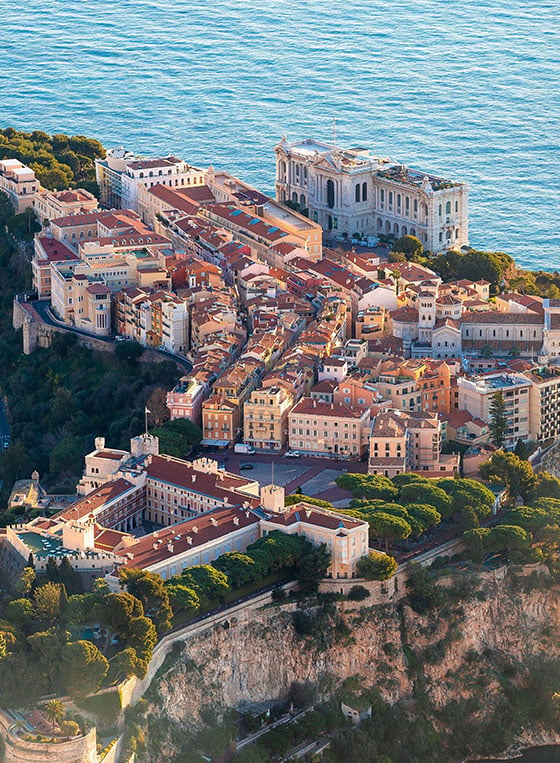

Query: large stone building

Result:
[274,137,468,252]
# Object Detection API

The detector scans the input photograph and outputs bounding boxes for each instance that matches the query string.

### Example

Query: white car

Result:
[284,450,301,458]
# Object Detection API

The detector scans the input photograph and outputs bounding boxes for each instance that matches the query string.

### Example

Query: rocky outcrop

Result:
[141,567,560,759]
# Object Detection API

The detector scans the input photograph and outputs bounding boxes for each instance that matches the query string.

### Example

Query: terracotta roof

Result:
[266,504,364,531]
[461,311,543,325]
[290,398,366,419]
[36,237,80,263]
[146,455,259,504]
[57,479,136,521]
[119,506,260,569]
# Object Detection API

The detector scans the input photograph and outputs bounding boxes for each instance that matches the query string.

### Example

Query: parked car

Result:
[240,462,254,470]
[284,450,301,458]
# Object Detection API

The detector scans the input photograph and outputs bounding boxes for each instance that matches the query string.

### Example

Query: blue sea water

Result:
[1,0,559,269]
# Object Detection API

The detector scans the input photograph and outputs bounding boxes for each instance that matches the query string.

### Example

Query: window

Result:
[326,179,335,209]
[362,182,367,201]
[446,201,451,215]
[355,184,361,203]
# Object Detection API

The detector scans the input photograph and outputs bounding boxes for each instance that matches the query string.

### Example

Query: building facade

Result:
[274,137,468,252]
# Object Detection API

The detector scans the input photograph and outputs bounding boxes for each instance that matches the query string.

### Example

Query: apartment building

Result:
[32,236,80,298]
[116,287,189,354]
[244,386,294,451]
[288,398,370,458]
[201,394,240,447]
[95,147,204,210]
[275,137,468,252]
[166,376,208,428]
[0,158,38,212]
[50,267,112,336]
[458,373,531,449]
[206,167,323,259]
[368,409,458,477]
[33,187,98,222]
[524,366,560,444]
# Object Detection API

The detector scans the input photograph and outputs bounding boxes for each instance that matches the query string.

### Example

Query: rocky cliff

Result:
[134,566,560,761]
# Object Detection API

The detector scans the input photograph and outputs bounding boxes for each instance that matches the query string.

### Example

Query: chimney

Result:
[186,536,193,545]
[233,517,239,526]
[192,474,196,483]
[167,543,174,553]
[192,525,198,534]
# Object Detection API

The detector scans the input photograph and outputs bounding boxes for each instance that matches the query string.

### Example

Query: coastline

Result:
[469,730,560,762]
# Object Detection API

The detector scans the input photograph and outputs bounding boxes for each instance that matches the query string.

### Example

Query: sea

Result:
[1,0,559,269]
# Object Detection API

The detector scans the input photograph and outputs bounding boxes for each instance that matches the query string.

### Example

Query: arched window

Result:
[362,182,367,201]
[377,217,383,230]
[385,220,391,233]
[397,193,401,209]
[380,189,385,203]
[446,201,451,215]
[393,223,399,235]
[300,194,306,208]
[326,179,335,209]
[355,184,361,203]
[389,191,393,206]
[402,226,407,236]
[280,160,286,180]
[327,215,333,230]
[139,172,144,178]
[292,192,298,204]
[149,171,153,178]
[414,199,418,213]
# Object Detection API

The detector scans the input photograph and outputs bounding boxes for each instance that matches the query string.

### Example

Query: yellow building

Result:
[244,386,294,451]
[288,398,370,458]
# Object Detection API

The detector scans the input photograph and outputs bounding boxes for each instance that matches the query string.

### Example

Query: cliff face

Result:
[141,568,560,760]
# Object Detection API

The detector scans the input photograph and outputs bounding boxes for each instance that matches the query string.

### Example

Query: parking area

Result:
[235,461,310,488]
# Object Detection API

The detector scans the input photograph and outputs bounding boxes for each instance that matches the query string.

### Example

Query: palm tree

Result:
[43,699,64,735]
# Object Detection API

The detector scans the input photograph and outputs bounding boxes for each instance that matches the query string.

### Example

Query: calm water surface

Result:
[1,0,559,268]
[481,747,560,762]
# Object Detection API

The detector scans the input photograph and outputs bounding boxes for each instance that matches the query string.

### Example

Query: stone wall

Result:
[0,712,97,763]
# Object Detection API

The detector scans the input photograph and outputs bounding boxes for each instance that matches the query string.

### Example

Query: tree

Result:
[150,418,202,458]
[118,569,172,631]
[127,616,158,660]
[165,583,200,613]
[285,494,334,508]
[179,565,230,606]
[114,340,144,363]
[335,473,398,501]
[109,647,147,682]
[438,478,494,525]
[145,387,170,427]
[399,482,453,518]
[392,235,423,261]
[356,550,398,580]
[16,565,36,598]
[59,720,80,739]
[528,472,560,502]
[33,582,63,623]
[405,503,442,536]
[95,592,144,646]
[58,557,83,595]
[295,546,330,593]
[6,598,33,627]
[60,640,109,696]
[44,699,65,734]
[212,552,261,588]
[46,556,59,582]
[367,512,411,550]
[489,392,508,448]
[479,451,536,500]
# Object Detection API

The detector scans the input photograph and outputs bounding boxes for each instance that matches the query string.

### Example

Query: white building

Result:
[275,137,468,252]
[95,147,205,211]
[0,159,39,212]
[458,373,531,449]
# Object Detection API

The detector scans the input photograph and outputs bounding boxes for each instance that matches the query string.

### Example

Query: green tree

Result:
[335,473,398,501]
[33,582,63,624]
[59,720,80,739]
[6,598,33,627]
[44,698,65,733]
[285,494,334,508]
[399,482,453,518]
[60,640,109,696]
[128,616,158,660]
[479,451,536,500]
[356,550,398,580]
[15,565,36,597]
[392,234,423,261]
[114,340,144,363]
[367,512,411,550]
[179,565,230,606]
[489,392,508,448]
[296,545,330,593]
[118,569,172,631]
[165,583,200,613]
[212,552,261,588]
